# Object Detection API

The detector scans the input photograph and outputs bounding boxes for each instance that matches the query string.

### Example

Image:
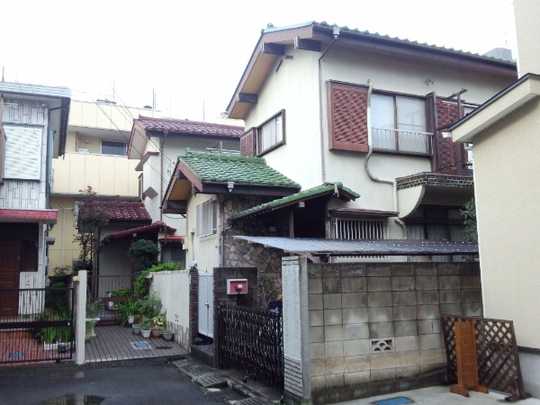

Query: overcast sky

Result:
[2,0,516,122]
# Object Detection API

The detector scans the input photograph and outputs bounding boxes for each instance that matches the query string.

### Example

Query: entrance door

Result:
[0,241,21,316]
[198,273,214,338]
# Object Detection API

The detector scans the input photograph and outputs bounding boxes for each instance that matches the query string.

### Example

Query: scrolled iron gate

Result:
[217,305,283,386]
[0,287,75,364]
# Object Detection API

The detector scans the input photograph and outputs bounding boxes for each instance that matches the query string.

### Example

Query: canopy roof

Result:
[234,236,478,257]
[231,182,359,220]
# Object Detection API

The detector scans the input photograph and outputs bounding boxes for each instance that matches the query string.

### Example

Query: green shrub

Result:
[146,262,178,273]
[128,239,158,271]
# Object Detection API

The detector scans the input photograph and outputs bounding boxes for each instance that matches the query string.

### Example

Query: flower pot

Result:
[107,300,114,311]
[128,315,135,325]
[141,329,151,339]
[161,331,173,341]
[151,328,161,338]
[132,324,141,335]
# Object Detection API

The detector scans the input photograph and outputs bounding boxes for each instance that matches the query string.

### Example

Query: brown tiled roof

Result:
[80,200,151,223]
[103,221,175,241]
[136,116,243,138]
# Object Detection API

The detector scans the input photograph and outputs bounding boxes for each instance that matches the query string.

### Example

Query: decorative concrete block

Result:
[417,304,440,320]
[439,275,460,290]
[323,277,341,293]
[325,325,345,342]
[392,306,416,321]
[309,294,323,310]
[341,277,367,293]
[310,310,324,327]
[342,293,368,308]
[324,309,343,326]
[415,276,438,290]
[392,276,415,291]
[343,308,369,325]
[325,341,344,358]
[311,343,326,359]
[323,293,342,309]
[369,322,394,339]
[393,291,417,306]
[343,339,370,356]
[343,324,369,340]
[368,277,391,292]
[419,334,442,350]
[417,320,440,335]
[416,291,439,305]
[369,307,393,323]
[309,278,322,294]
[368,292,393,307]
[394,320,417,337]
[394,336,419,352]
[344,355,370,372]
[311,326,325,343]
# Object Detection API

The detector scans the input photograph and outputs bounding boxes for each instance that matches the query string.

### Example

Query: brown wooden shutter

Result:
[434,97,470,174]
[328,82,369,153]
[0,98,5,183]
[240,128,256,156]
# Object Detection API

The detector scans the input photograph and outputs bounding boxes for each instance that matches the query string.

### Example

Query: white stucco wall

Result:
[471,98,540,350]
[514,0,540,76]
[184,193,221,274]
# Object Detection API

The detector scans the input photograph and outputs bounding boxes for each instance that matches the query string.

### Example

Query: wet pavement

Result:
[0,361,235,404]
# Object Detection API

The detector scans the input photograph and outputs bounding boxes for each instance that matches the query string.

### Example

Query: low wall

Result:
[151,270,191,350]
[307,261,482,404]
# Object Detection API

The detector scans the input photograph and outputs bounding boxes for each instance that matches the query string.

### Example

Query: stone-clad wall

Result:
[307,261,482,404]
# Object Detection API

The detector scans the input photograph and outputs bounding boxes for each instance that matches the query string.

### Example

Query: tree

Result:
[462,199,478,242]
[128,239,159,272]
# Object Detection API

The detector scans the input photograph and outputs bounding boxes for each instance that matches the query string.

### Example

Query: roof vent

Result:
[483,47,513,62]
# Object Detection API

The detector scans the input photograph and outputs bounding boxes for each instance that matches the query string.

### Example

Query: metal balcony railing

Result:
[372,127,433,155]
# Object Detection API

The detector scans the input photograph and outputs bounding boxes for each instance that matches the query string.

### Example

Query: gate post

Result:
[75,270,87,365]
[282,256,311,404]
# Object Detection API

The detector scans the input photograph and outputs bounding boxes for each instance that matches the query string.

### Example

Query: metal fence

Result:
[0,288,74,364]
[441,315,527,401]
[216,305,283,386]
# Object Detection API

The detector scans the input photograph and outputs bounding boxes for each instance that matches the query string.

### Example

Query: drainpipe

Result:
[364,79,407,237]
[318,26,341,183]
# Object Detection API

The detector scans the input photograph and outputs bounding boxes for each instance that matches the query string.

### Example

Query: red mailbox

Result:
[226,278,248,295]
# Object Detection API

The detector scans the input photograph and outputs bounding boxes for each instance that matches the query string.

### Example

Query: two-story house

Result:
[0,82,70,315]
[226,22,516,245]
[128,117,243,263]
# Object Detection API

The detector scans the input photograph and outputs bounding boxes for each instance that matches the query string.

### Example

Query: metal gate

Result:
[216,305,283,386]
[198,273,214,338]
[0,287,75,364]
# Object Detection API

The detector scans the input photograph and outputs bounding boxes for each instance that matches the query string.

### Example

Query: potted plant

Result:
[141,318,152,338]
[152,313,166,338]
[161,329,174,341]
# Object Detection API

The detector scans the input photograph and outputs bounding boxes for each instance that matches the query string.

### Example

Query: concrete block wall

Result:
[307,261,482,404]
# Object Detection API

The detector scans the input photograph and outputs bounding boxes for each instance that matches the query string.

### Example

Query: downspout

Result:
[364,80,407,237]
[318,26,341,183]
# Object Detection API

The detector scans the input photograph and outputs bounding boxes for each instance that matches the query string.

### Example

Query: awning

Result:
[0,208,58,224]
[233,236,478,256]
[103,221,176,242]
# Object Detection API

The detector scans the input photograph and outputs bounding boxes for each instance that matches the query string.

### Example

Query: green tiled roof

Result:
[231,182,360,220]
[179,151,300,189]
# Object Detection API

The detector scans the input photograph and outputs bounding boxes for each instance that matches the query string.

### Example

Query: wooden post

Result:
[450,319,488,397]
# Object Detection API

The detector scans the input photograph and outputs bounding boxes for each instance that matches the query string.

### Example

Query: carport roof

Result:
[233,236,478,256]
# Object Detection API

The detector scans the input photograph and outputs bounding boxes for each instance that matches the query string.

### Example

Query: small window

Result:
[102,141,127,155]
[256,111,284,155]
[4,125,42,180]
[196,200,217,237]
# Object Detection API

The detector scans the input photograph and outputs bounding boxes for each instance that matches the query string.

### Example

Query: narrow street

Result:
[0,361,242,405]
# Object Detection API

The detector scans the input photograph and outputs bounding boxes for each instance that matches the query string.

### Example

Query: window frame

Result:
[255,110,286,156]
[3,124,43,181]
[196,199,218,238]
[370,90,431,157]
[101,140,127,156]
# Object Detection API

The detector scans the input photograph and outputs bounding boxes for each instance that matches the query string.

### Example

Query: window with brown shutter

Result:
[0,97,4,183]
[240,128,256,157]
[328,81,369,153]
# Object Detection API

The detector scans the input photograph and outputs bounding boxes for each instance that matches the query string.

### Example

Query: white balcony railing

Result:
[372,127,432,155]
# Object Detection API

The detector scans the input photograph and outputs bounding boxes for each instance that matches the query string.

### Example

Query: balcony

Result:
[52,153,139,197]
[372,127,432,156]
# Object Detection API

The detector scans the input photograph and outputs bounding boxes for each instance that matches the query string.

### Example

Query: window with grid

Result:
[371,93,430,154]
[333,218,386,240]
[256,111,284,155]
[196,200,217,237]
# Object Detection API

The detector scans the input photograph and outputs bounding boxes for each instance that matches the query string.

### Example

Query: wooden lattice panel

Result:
[442,315,527,401]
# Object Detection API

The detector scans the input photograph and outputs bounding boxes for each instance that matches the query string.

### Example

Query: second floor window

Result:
[196,199,217,237]
[257,111,284,155]
[102,141,127,156]
[371,93,429,155]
